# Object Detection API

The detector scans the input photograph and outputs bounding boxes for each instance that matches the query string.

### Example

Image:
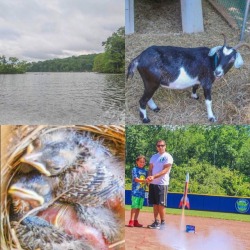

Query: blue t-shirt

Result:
[131,166,147,198]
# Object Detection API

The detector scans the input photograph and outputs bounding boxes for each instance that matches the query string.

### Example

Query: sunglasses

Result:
[157,144,165,147]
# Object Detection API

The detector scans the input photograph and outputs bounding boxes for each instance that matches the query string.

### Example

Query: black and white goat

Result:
[127,35,249,123]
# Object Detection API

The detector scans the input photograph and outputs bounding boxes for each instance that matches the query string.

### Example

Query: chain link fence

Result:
[208,0,250,40]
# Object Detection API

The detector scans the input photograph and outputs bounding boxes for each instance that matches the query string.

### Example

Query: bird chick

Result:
[37,202,109,249]
[11,216,94,250]
[8,173,94,249]
[20,129,111,176]
[9,173,52,221]
[8,171,123,244]
[18,129,124,206]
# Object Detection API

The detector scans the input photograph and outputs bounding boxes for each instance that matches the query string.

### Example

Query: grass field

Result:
[125,205,250,222]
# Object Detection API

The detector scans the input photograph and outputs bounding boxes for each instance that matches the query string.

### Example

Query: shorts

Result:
[131,196,144,209]
[148,184,168,207]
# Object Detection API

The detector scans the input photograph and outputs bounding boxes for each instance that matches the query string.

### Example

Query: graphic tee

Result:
[131,166,147,198]
[150,152,173,185]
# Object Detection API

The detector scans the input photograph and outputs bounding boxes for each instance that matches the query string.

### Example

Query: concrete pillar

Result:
[181,0,204,33]
[125,0,134,34]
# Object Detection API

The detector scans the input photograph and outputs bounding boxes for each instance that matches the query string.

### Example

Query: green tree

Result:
[0,56,27,74]
[125,125,250,196]
[93,27,125,73]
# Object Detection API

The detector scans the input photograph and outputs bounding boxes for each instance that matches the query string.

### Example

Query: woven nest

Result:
[1,125,125,250]
[126,0,250,125]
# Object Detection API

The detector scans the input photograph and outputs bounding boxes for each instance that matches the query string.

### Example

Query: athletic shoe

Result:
[134,220,143,227]
[128,220,134,227]
[147,220,160,229]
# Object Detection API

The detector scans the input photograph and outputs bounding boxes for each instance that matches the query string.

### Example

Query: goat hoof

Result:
[142,117,150,123]
[140,112,151,123]
[153,107,160,113]
[191,93,199,100]
[209,117,217,122]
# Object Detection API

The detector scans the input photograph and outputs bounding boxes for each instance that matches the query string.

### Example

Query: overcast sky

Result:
[0,0,124,62]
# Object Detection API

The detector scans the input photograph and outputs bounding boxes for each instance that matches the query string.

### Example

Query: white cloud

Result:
[0,0,124,62]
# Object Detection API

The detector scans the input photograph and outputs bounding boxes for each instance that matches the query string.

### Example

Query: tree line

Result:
[27,54,97,72]
[126,125,250,197]
[0,27,125,74]
[0,56,27,74]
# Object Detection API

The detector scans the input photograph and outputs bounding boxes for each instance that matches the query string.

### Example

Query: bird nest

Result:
[1,125,125,250]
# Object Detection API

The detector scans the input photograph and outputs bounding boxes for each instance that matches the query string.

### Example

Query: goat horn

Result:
[221,33,227,46]
[233,42,250,50]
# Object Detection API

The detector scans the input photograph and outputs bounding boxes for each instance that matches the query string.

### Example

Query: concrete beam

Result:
[181,0,204,33]
[125,0,134,34]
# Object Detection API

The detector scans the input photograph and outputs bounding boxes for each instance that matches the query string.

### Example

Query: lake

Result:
[0,72,125,124]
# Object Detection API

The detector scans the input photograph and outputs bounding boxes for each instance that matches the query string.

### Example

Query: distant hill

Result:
[27,54,98,72]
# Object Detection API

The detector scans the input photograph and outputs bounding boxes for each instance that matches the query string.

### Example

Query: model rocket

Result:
[178,173,190,209]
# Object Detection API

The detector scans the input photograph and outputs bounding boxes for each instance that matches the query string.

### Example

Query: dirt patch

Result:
[125,0,250,125]
[125,211,250,250]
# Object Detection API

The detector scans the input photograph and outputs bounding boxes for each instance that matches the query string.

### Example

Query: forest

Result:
[126,125,250,197]
[27,54,97,72]
[0,56,27,74]
[0,27,124,74]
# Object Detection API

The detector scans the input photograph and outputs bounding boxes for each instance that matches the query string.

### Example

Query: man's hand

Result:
[146,176,154,182]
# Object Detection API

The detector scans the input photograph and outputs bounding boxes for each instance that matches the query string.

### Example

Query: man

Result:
[147,139,173,229]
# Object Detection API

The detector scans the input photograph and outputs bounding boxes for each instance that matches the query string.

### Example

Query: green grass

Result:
[125,205,250,222]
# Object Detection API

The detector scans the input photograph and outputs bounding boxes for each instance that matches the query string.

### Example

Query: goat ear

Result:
[234,52,243,68]
[208,46,222,56]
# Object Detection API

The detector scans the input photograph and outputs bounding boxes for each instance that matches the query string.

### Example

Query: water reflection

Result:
[0,72,125,124]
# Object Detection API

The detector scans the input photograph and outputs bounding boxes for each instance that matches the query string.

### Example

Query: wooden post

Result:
[125,0,134,34]
[181,0,204,33]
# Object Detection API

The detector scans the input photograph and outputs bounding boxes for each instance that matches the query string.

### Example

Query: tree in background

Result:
[27,54,97,72]
[125,125,250,196]
[0,56,27,74]
[93,27,125,73]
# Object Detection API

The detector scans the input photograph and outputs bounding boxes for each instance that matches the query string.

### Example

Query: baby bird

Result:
[19,128,124,207]
[9,174,95,249]
[20,129,112,176]
[8,171,123,243]
[8,129,124,249]
[11,216,94,250]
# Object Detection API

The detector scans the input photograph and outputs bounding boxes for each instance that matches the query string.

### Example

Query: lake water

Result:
[0,72,125,124]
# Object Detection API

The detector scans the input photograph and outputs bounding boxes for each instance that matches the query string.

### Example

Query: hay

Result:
[1,125,125,250]
[126,0,250,125]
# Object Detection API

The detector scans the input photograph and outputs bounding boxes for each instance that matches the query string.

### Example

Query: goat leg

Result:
[203,88,217,122]
[191,84,200,100]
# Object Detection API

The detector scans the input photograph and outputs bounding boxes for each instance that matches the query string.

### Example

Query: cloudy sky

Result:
[0,0,124,62]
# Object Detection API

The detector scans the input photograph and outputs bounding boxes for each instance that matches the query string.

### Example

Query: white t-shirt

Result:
[150,152,173,185]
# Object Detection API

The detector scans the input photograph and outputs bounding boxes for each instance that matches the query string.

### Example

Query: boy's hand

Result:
[146,176,154,182]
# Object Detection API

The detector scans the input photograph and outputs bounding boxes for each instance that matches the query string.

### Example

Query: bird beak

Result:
[20,153,51,176]
[8,185,45,206]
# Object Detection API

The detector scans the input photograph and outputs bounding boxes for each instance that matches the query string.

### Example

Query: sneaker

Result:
[147,220,160,229]
[128,220,134,227]
[134,220,143,227]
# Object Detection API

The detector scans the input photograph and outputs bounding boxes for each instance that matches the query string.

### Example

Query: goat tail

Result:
[127,56,140,80]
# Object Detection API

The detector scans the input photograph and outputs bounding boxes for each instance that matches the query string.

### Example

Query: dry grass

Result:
[1,125,125,250]
[126,0,250,125]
